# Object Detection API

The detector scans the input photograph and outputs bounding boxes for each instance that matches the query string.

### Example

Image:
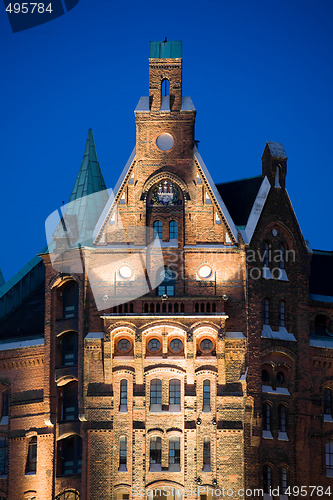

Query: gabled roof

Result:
[310,250,333,298]
[216,176,262,227]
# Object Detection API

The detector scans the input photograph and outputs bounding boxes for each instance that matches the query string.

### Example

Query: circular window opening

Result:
[170,338,183,353]
[156,133,174,151]
[200,338,214,352]
[118,338,131,352]
[276,371,285,384]
[119,265,132,280]
[148,338,161,352]
[198,265,212,279]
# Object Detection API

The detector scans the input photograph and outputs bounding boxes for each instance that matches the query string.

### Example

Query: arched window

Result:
[55,491,80,500]
[279,300,286,327]
[262,241,270,268]
[153,220,163,240]
[150,436,161,471]
[60,381,78,421]
[280,467,288,494]
[150,379,162,411]
[263,299,270,325]
[279,243,286,270]
[157,268,175,297]
[278,405,288,433]
[263,403,271,431]
[262,369,270,383]
[276,371,285,385]
[263,465,272,493]
[61,332,78,366]
[161,78,170,97]
[63,282,78,319]
[58,435,82,476]
[203,437,211,471]
[25,436,37,475]
[203,380,211,412]
[168,436,180,471]
[315,314,330,336]
[169,220,178,240]
[169,379,181,410]
[326,441,333,476]
[119,436,127,471]
[324,388,332,417]
[120,380,128,412]
[0,437,8,475]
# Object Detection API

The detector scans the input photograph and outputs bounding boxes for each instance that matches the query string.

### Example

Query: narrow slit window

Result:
[120,380,128,412]
[203,380,211,412]
[25,436,37,475]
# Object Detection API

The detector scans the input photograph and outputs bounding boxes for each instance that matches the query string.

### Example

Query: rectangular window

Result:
[25,436,37,474]
[169,437,180,471]
[263,299,270,325]
[203,380,211,412]
[150,436,162,471]
[150,379,162,410]
[0,437,8,476]
[120,380,128,412]
[203,438,211,472]
[279,301,286,327]
[119,437,127,471]
[325,388,332,416]
[169,380,181,405]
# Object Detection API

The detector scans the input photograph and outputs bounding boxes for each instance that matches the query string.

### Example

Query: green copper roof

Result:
[149,40,182,59]
[69,129,107,202]
[62,129,109,245]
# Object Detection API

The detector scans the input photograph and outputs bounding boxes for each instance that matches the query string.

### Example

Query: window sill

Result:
[262,430,273,439]
[202,464,211,472]
[278,431,289,441]
[118,465,127,472]
[326,469,333,477]
[0,475,8,479]
[25,471,36,476]
[324,414,333,422]
[119,405,128,413]
[168,465,181,472]
[149,464,162,472]
[0,417,8,426]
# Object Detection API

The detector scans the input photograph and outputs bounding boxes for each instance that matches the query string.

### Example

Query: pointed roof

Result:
[63,129,109,245]
[0,268,5,288]
[69,129,107,202]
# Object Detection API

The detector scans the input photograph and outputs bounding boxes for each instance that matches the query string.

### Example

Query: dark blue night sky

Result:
[0,0,332,281]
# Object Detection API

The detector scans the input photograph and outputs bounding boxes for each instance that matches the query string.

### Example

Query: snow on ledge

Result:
[85,332,104,340]
[0,337,44,351]
[262,385,290,396]
[261,325,296,342]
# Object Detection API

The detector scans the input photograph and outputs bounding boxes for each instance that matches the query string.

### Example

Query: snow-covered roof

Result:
[135,96,196,113]
[267,141,287,159]
[244,176,270,243]
[85,332,104,340]
[93,148,136,242]
[194,146,238,242]
[261,325,296,342]
[0,337,44,351]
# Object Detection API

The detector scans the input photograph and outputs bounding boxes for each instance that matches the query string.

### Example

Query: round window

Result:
[198,265,212,279]
[119,265,132,280]
[118,338,131,352]
[200,338,213,352]
[170,338,183,353]
[156,133,174,151]
[148,338,161,352]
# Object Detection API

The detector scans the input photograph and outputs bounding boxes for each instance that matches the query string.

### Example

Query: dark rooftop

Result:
[310,250,333,297]
[216,176,262,227]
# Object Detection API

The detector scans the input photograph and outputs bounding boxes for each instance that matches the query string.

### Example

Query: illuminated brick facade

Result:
[0,41,332,500]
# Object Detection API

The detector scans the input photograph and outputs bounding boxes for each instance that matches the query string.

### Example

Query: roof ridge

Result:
[216,175,262,186]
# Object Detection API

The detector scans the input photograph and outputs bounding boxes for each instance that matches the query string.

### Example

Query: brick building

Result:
[0,40,332,500]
